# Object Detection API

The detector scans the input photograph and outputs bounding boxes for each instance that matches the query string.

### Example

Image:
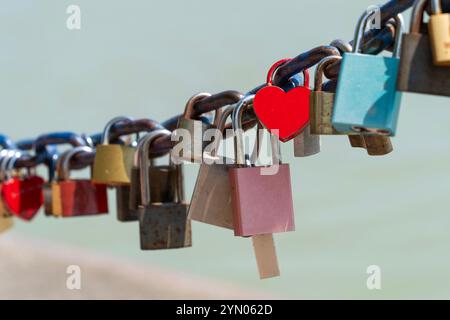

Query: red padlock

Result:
[253,59,311,142]
[1,150,44,221]
[55,146,108,217]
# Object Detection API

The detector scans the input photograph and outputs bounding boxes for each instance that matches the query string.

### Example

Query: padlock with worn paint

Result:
[188,106,236,229]
[138,130,191,250]
[54,146,108,217]
[172,93,212,163]
[310,55,343,135]
[330,39,393,155]
[398,0,450,96]
[428,0,450,66]
[93,117,135,185]
[127,129,175,221]
[229,95,295,237]
[333,11,404,136]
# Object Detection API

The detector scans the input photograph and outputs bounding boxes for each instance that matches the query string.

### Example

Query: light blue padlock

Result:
[332,11,404,136]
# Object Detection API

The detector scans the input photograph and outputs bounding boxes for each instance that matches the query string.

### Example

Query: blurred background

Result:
[1,0,450,299]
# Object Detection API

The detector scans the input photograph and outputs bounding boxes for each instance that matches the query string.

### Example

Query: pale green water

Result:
[2,0,450,299]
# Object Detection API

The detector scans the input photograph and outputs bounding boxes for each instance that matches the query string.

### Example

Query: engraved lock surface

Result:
[138,130,192,250]
[333,11,404,136]
[428,0,450,66]
[127,130,175,221]
[398,0,450,96]
[92,117,135,185]
[229,95,295,237]
[310,55,343,135]
[56,147,108,217]
[188,106,235,229]
[173,92,212,163]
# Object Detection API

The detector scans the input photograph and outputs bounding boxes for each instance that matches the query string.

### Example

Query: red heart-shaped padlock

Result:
[1,176,44,221]
[253,59,311,142]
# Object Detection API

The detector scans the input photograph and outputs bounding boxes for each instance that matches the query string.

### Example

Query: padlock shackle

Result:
[314,55,342,91]
[101,116,134,145]
[182,92,212,120]
[0,150,10,181]
[58,146,94,181]
[1,150,21,181]
[411,0,431,33]
[134,129,171,167]
[431,0,443,14]
[139,129,173,206]
[232,95,281,166]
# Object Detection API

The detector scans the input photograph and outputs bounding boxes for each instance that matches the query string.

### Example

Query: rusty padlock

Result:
[398,0,450,96]
[188,106,235,229]
[54,146,108,217]
[92,117,135,185]
[127,129,175,222]
[138,130,191,250]
[229,95,295,237]
[172,92,212,163]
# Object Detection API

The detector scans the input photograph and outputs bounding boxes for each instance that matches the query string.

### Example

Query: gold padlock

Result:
[429,0,450,66]
[92,117,135,185]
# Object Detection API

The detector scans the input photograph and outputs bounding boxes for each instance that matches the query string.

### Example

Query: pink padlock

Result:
[228,95,295,237]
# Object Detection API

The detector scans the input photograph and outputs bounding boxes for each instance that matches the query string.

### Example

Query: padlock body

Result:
[429,14,450,66]
[51,182,62,217]
[92,144,135,185]
[188,162,234,229]
[398,32,450,96]
[228,164,295,237]
[348,135,366,149]
[58,180,108,217]
[0,186,13,233]
[363,135,393,156]
[333,53,402,136]
[293,124,320,157]
[1,176,44,221]
[138,203,192,250]
[116,185,136,222]
[129,166,176,212]
[173,118,209,163]
[310,91,344,135]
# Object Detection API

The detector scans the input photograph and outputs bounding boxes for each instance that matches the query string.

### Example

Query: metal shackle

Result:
[101,116,134,145]
[58,146,94,181]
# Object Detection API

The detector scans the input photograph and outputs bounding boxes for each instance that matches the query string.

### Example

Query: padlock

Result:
[1,150,44,221]
[330,39,393,155]
[138,129,191,250]
[173,92,212,163]
[310,55,343,135]
[229,95,295,237]
[290,70,321,157]
[429,0,450,66]
[0,151,14,233]
[53,146,108,217]
[127,129,175,221]
[43,149,60,217]
[188,106,235,229]
[398,0,450,96]
[92,117,136,185]
[332,11,404,136]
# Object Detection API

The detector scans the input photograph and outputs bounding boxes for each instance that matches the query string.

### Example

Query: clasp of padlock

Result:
[92,117,136,185]
[53,146,108,217]
[429,0,450,66]
[229,95,295,237]
[332,10,404,136]
[138,130,192,250]
[172,92,212,163]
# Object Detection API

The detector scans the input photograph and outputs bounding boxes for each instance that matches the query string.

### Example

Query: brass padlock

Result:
[138,130,191,250]
[173,92,212,163]
[92,117,135,185]
[128,130,175,221]
[429,0,450,66]
[188,106,235,229]
[310,55,343,135]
